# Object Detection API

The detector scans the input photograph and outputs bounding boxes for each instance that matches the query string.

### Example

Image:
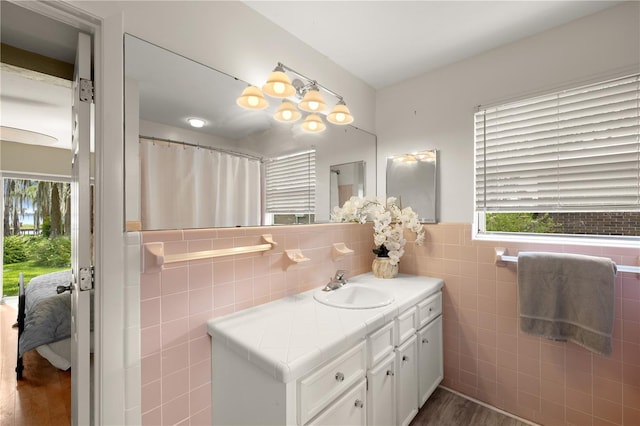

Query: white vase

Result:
[372,257,398,279]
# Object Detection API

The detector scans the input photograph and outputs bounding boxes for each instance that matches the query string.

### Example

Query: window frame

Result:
[473,73,640,245]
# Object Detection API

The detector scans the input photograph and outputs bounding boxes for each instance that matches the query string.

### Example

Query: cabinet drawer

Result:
[298,341,366,425]
[395,307,417,346]
[306,378,367,425]
[417,292,442,329]
[368,322,394,367]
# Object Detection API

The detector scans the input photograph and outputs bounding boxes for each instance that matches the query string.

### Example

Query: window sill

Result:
[474,231,640,250]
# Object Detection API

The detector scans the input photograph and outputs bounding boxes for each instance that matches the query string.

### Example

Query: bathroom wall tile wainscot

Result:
[399,223,640,426]
[138,220,638,426]
[138,223,375,425]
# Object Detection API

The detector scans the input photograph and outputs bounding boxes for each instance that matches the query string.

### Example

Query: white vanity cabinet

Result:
[298,342,367,425]
[416,293,443,408]
[208,274,444,426]
[366,322,396,425]
[307,378,367,426]
[395,335,419,426]
[394,291,443,425]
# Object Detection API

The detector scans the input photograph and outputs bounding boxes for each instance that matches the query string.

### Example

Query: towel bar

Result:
[145,234,278,267]
[494,248,640,274]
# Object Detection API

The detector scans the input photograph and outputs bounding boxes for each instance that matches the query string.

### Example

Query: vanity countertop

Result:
[207,273,444,383]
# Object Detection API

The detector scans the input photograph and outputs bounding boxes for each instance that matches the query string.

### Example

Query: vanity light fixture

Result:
[273,100,302,123]
[236,85,269,110]
[262,64,296,98]
[327,100,354,125]
[301,114,326,133]
[187,118,205,128]
[298,85,327,112]
[236,62,354,132]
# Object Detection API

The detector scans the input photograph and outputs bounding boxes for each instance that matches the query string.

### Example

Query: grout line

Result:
[439,385,541,426]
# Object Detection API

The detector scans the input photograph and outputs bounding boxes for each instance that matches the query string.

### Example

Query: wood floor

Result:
[0,303,71,426]
[411,387,532,426]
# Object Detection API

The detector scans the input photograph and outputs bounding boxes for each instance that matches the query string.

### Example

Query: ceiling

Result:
[0,0,622,150]
[244,1,621,89]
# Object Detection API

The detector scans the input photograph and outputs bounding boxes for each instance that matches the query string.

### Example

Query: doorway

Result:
[0,2,86,424]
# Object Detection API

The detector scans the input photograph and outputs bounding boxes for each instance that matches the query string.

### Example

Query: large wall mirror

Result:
[386,149,437,223]
[123,34,376,230]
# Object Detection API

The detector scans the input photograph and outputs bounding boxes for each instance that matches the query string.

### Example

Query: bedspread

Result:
[18,270,77,356]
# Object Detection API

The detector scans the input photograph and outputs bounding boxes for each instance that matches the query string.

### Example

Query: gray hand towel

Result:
[517,252,616,356]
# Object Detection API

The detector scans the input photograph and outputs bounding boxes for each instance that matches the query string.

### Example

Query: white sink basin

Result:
[314,284,394,309]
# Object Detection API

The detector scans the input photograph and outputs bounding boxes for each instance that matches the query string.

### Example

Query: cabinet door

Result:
[418,315,443,408]
[366,353,395,426]
[396,335,418,426]
[307,379,367,426]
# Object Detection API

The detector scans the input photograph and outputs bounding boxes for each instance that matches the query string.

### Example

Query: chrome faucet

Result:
[322,270,348,292]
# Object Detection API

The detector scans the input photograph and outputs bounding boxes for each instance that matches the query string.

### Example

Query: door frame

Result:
[7,1,128,424]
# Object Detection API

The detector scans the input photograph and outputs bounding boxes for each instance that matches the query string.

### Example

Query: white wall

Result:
[375,2,640,223]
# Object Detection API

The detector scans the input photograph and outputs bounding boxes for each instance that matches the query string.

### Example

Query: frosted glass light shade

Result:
[327,102,354,125]
[236,85,268,110]
[298,88,327,112]
[274,100,302,122]
[301,114,326,133]
[263,70,296,98]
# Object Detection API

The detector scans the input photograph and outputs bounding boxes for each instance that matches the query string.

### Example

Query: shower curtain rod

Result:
[139,135,263,162]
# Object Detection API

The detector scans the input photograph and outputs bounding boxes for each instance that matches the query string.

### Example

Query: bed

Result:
[16,270,93,378]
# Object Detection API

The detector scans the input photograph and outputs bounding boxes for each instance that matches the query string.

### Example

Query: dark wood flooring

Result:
[411,387,532,426]
[0,303,71,426]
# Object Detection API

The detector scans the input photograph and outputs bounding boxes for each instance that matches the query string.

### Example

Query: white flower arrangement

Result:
[331,196,425,265]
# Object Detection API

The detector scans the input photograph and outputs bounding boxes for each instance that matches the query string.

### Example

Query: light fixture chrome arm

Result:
[278,62,344,102]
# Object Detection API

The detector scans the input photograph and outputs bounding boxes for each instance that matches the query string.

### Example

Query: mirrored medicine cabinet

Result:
[386,149,438,223]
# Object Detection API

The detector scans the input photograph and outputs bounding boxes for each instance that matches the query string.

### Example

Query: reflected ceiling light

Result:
[274,100,302,123]
[187,118,205,128]
[327,100,354,125]
[262,63,296,98]
[236,85,269,110]
[298,85,327,112]
[301,114,326,133]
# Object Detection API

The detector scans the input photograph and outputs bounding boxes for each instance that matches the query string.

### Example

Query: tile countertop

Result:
[207,272,444,383]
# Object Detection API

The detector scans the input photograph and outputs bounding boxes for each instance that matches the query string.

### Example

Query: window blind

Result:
[475,74,640,212]
[265,149,316,213]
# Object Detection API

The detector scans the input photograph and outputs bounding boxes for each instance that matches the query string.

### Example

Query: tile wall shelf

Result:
[332,242,354,260]
[284,249,310,270]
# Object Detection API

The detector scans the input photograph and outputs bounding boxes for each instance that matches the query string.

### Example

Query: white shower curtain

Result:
[140,139,261,229]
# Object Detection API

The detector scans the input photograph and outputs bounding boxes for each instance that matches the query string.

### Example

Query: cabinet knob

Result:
[429,307,433,312]
[402,355,409,362]
[386,370,394,376]
[422,338,429,344]
[335,372,345,382]
[354,399,364,408]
